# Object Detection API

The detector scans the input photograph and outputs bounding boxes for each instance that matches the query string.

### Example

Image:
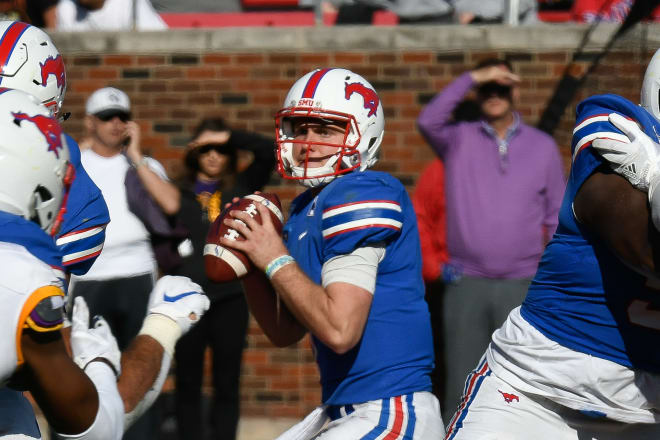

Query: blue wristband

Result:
[265,255,295,279]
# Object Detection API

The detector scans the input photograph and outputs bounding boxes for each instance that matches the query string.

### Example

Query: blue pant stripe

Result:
[361,398,390,440]
[403,394,417,439]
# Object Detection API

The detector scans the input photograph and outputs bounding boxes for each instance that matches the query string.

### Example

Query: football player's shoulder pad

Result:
[320,171,405,259]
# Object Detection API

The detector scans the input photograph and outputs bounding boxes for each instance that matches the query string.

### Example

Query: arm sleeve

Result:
[321,244,385,293]
[412,159,449,282]
[416,72,475,158]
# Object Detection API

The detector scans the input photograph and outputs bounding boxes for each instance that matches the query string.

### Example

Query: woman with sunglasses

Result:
[170,117,276,440]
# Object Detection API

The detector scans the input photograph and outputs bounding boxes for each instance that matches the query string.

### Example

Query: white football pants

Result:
[444,357,660,440]
[277,392,444,440]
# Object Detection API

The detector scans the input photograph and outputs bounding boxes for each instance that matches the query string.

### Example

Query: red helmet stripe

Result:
[0,22,30,78]
[301,68,333,99]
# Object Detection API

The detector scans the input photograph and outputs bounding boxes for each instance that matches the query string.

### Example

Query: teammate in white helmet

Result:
[0,88,209,440]
[443,49,660,439]
[0,20,109,277]
[219,68,444,439]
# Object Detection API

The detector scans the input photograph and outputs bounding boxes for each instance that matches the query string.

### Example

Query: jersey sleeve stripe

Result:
[322,218,402,239]
[55,225,106,245]
[572,132,629,163]
[322,200,401,219]
[322,206,403,230]
[62,243,104,266]
[15,285,65,366]
[573,114,610,134]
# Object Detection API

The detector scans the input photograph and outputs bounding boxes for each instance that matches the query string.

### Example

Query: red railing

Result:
[160,10,400,27]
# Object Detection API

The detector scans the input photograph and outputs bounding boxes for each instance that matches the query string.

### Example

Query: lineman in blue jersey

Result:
[0,88,210,440]
[444,52,660,439]
[220,68,444,439]
[0,20,108,277]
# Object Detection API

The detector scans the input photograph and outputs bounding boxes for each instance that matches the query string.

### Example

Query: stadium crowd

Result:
[0,0,654,29]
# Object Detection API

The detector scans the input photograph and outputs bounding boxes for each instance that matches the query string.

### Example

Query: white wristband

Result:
[138,313,182,356]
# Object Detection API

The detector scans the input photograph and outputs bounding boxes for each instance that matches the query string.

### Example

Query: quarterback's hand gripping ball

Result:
[71,296,121,376]
[204,193,284,282]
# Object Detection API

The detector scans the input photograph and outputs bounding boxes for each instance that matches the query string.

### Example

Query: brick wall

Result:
[54,25,657,418]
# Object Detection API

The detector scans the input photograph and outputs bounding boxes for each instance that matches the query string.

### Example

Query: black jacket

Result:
[170,130,276,301]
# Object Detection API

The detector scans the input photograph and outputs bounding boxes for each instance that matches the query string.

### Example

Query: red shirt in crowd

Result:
[412,158,449,283]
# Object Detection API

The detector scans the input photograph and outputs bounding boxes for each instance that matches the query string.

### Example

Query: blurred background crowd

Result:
[0,0,655,30]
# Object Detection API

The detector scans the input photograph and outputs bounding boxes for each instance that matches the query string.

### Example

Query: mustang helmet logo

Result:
[13,112,64,158]
[344,81,379,117]
[39,55,66,93]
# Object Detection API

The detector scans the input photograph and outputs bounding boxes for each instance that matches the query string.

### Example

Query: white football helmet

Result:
[642,48,660,122]
[0,21,66,116]
[276,68,385,187]
[0,88,73,235]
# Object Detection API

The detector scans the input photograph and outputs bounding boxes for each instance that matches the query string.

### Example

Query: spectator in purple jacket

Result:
[417,58,566,421]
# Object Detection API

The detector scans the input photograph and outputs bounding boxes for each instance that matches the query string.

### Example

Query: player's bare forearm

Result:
[117,335,164,413]
[20,330,99,434]
[269,263,372,354]
[574,169,660,281]
[60,324,73,356]
[241,269,307,347]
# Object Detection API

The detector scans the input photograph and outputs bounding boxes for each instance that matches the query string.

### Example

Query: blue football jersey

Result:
[0,211,62,271]
[283,170,434,404]
[55,134,109,275]
[521,94,660,372]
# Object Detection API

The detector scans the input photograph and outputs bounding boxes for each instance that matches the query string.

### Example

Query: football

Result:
[204,193,284,282]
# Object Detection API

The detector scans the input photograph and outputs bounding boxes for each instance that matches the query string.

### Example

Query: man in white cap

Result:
[71,86,181,439]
